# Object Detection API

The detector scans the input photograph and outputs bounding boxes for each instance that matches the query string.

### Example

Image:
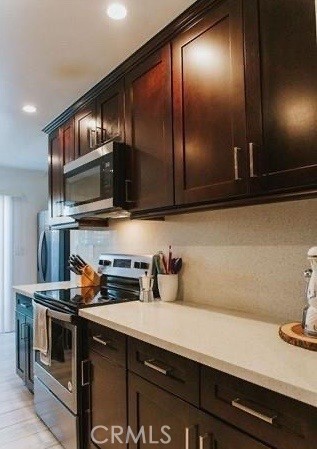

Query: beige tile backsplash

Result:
[71,198,317,322]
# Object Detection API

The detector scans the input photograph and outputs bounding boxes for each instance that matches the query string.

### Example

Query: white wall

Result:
[71,198,317,323]
[0,167,48,286]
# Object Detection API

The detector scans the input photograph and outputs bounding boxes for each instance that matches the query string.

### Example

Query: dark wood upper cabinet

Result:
[96,79,125,146]
[244,0,317,193]
[173,0,248,206]
[45,0,317,216]
[125,45,174,211]
[61,118,75,164]
[48,129,63,219]
[74,101,96,157]
[48,120,74,220]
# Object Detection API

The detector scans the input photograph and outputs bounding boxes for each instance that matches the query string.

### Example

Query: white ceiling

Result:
[0,0,195,171]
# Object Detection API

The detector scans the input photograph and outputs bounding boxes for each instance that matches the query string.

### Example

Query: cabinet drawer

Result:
[201,366,317,449]
[16,294,33,318]
[128,338,199,406]
[88,323,126,367]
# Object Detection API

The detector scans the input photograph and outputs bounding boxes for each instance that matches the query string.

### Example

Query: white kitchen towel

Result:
[33,301,51,366]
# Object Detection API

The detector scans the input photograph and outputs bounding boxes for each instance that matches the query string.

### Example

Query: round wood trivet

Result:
[279,322,317,352]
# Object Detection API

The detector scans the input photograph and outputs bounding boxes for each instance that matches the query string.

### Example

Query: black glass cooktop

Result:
[34,286,139,312]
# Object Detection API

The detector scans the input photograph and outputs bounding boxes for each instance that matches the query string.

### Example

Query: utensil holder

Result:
[157,274,178,302]
[76,265,100,288]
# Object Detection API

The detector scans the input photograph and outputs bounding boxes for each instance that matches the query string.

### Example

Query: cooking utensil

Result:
[69,254,88,273]
[70,255,85,268]
[167,246,172,274]
[68,265,81,276]
[159,252,167,274]
[171,258,182,274]
[76,255,88,267]
[153,254,161,274]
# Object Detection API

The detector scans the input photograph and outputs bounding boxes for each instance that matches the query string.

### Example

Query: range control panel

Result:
[98,254,153,280]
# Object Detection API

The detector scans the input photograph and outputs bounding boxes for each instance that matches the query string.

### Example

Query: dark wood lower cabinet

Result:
[88,349,127,449]
[15,295,34,393]
[128,373,270,449]
[196,409,271,449]
[16,311,27,381]
[25,315,34,392]
[128,372,193,449]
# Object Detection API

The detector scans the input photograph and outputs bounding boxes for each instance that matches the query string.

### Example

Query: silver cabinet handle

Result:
[89,128,97,149]
[143,359,171,376]
[232,398,277,425]
[92,335,110,347]
[185,427,190,449]
[249,142,258,178]
[21,322,27,341]
[233,147,242,181]
[199,434,212,449]
[89,129,93,149]
[185,426,196,449]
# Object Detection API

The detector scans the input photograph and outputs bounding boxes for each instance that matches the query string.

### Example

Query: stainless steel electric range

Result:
[33,253,154,449]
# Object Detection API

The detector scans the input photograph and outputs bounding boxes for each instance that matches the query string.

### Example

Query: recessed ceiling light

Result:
[107,3,127,20]
[22,104,37,113]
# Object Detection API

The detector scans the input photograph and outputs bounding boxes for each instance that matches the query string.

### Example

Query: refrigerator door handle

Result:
[42,231,48,281]
[38,231,46,282]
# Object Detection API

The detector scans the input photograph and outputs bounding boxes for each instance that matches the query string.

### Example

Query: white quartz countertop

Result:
[13,281,76,299]
[79,301,317,407]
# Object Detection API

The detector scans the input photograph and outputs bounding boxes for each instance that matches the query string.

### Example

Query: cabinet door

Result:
[16,312,26,381]
[244,0,317,192]
[125,45,174,211]
[195,408,271,449]
[25,316,34,392]
[89,350,127,449]
[128,373,192,449]
[48,129,63,219]
[74,101,96,157]
[96,80,125,146]
[173,0,248,205]
[61,118,76,164]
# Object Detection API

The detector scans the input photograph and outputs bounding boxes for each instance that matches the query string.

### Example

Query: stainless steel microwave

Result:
[63,141,131,219]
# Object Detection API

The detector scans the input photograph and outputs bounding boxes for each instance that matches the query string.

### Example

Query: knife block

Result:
[77,265,100,288]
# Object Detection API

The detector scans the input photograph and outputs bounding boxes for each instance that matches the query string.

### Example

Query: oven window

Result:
[65,165,101,205]
[35,320,74,392]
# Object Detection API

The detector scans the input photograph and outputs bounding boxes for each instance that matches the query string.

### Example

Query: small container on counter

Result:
[139,272,155,303]
[157,274,179,302]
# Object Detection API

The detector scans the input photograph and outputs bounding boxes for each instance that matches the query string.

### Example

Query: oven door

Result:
[63,144,114,218]
[34,309,78,414]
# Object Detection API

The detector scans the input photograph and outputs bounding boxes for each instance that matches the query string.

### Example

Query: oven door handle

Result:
[48,309,73,323]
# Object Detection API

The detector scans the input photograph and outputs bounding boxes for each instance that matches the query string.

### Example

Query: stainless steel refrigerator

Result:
[37,210,70,282]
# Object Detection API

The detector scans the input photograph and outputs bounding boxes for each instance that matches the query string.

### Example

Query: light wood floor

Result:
[0,333,63,449]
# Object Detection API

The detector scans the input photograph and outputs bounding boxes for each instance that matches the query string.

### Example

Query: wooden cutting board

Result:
[279,322,317,351]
